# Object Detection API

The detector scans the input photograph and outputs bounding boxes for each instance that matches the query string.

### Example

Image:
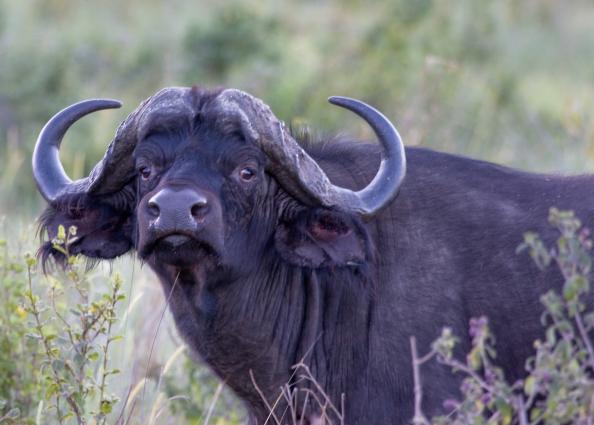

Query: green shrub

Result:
[412,208,594,424]
[0,225,242,424]
[0,236,40,424]
[0,226,127,424]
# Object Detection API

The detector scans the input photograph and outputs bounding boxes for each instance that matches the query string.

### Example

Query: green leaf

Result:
[467,347,482,370]
[100,400,113,414]
[524,376,536,396]
[499,404,512,425]
[24,253,37,268]
[530,407,542,422]
[45,383,59,399]
[563,275,587,302]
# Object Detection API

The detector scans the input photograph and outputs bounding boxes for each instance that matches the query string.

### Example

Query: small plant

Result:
[0,223,248,424]
[19,225,126,424]
[0,231,43,424]
[413,208,594,424]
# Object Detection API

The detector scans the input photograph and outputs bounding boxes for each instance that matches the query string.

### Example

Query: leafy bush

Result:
[413,208,594,424]
[0,225,242,424]
[0,226,126,424]
[0,237,40,424]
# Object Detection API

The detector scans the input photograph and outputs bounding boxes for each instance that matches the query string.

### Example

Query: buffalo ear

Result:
[274,209,369,268]
[38,197,134,269]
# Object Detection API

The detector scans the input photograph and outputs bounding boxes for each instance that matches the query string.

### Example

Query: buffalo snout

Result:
[137,183,225,265]
[148,187,210,236]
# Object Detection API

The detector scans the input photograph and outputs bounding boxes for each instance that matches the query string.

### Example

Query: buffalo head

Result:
[34,87,406,274]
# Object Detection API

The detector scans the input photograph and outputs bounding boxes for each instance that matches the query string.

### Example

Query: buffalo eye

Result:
[239,167,256,182]
[139,166,152,181]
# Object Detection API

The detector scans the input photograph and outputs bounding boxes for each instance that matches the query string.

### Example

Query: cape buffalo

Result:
[32,87,588,424]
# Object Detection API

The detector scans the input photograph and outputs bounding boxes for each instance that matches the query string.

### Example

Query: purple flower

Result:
[481,393,492,405]
[469,316,488,338]
[443,399,459,410]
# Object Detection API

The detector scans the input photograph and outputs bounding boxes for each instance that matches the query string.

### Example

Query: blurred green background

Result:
[1,0,594,423]
[2,0,594,219]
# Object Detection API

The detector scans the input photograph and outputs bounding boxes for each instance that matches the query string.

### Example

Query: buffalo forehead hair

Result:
[137,86,232,141]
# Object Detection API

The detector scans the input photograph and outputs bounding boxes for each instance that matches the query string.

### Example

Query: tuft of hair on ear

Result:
[37,242,64,274]
[36,207,63,273]
[35,205,85,274]
[37,241,101,274]
[36,235,101,275]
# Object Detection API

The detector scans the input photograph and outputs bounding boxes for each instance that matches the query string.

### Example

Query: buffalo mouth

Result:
[140,232,219,267]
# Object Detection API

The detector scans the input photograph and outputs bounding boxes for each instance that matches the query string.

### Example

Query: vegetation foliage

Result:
[0,226,242,424]
[1,0,594,423]
[412,209,594,424]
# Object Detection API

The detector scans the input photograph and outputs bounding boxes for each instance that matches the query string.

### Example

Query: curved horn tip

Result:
[107,99,123,108]
[328,96,380,114]
[327,96,356,107]
[328,96,364,111]
[65,98,123,111]
[86,99,123,109]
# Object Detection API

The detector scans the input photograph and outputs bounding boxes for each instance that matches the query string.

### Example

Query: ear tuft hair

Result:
[37,207,67,273]
[36,193,134,273]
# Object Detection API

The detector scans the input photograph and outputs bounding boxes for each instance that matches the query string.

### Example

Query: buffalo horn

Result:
[213,89,406,218]
[32,99,122,203]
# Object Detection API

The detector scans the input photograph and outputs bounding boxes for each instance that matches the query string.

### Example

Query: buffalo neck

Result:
[151,252,375,423]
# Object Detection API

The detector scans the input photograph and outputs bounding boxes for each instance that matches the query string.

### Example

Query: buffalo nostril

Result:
[147,199,160,217]
[191,199,208,218]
